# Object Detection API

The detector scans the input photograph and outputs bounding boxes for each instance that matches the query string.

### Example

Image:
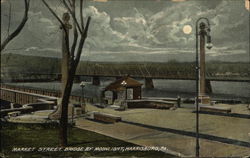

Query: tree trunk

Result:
[59,64,77,147]
[42,0,91,147]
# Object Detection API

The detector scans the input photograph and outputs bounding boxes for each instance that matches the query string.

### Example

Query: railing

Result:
[0,84,91,105]
[0,88,52,105]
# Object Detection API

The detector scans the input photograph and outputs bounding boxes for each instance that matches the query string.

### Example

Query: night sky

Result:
[1,0,249,62]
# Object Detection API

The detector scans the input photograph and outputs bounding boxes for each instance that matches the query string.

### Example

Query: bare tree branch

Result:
[80,0,84,29]
[70,0,78,59]
[42,0,64,30]
[44,0,91,147]
[62,0,83,34]
[1,0,30,52]
[67,0,72,7]
[74,16,91,64]
[83,16,91,38]
[7,1,12,36]
[61,0,72,11]
[42,0,71,56]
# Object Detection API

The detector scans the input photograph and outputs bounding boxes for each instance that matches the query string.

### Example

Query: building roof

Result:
[105,76,142,91]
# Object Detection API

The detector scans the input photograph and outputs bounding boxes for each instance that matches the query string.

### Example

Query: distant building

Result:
[103,76,143,104]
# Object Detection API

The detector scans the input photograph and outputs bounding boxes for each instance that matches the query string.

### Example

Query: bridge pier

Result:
[206,79,212,94]
[74,76,81,83]
[116,76,122,80]
[145,78,154,89]
[92,76,100,86]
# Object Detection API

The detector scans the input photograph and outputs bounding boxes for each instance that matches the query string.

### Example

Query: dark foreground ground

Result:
[0,122,175,158]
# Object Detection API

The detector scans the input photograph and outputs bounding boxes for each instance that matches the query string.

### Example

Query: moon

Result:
[183,25,192,34]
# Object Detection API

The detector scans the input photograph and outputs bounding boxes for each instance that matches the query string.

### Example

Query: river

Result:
[5,78,250,102]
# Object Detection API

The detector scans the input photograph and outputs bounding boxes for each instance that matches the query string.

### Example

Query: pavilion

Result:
[103,76,143,104]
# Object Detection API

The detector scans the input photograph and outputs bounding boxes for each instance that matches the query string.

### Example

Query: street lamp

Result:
[195,17,212,157]
[121,80,127,100]
[80,81,86,113]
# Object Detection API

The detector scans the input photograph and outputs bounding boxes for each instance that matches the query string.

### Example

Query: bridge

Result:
[1,62,249,92]
[1,72,249,81]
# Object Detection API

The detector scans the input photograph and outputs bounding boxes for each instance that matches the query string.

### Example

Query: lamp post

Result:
[195,17,212,157]
[121,80,127,100]
[80,81,86,113]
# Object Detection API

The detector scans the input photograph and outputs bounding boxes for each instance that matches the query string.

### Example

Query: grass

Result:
[0,122,175,158]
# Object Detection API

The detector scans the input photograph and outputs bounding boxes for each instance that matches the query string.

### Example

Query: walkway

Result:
[75,104,250,157]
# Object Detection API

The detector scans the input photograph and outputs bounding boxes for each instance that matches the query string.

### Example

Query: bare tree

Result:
[1,0,30,52]
[42,0,91,147]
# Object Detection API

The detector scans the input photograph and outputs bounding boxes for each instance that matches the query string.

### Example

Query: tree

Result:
[42,0,91,147]
[1,0,30,52]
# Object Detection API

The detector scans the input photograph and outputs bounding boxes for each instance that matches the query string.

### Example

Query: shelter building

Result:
[103,76,142,104]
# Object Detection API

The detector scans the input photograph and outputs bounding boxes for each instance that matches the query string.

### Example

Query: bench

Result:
[37,98,57,105]
[143,97,181,107]
[1,107,33,116]
[93,112,121,123]
[126,100,175,109]
[200,106,231,114]
[8,111,21,117]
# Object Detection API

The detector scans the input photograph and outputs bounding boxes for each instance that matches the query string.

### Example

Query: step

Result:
[93,112,122,123]
[200,106,231,113]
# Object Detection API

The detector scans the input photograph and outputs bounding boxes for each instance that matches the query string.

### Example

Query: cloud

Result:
[196,0,249,47]
[1,0,248,62]
[206,46,247,57]
[28,11,58,31]
[93,0,108,2]
[171,0,186,2]
[83,6,159,51]
[147,1,201,47]
[25,47,59,53]
[147,0,248,51]
[82,6,164,52]
[117,8,162,44]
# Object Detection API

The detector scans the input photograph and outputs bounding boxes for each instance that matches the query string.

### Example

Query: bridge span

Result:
[1,71,249,94]
[1,71,249,82]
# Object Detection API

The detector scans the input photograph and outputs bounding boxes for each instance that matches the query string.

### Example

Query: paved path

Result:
[76,104,250,157]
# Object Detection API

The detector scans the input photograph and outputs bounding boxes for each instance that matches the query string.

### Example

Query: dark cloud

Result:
[1,0,249,62]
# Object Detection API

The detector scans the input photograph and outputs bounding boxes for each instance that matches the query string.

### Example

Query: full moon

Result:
[183,25,192,34]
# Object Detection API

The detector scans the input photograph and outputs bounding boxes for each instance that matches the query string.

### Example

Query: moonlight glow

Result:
[183,25,192,34]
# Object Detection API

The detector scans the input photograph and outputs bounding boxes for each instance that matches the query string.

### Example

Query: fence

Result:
[0,84,92,105]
